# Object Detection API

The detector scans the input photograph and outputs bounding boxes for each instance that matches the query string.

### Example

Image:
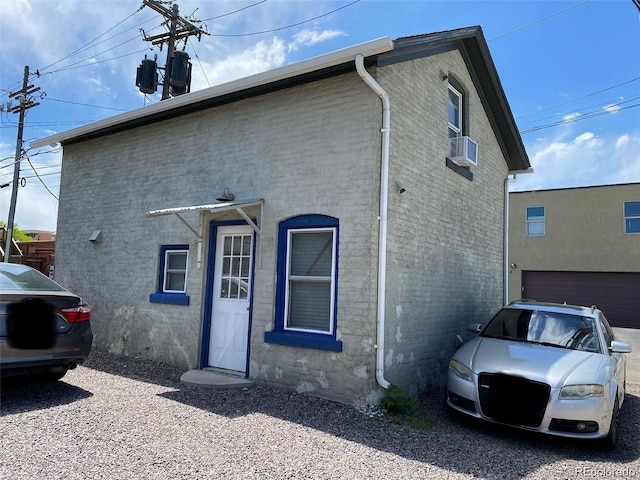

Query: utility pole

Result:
[140,0,207,100]
[4,66,40,262]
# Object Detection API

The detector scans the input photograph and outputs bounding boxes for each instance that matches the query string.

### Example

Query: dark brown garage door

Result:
[521,271,640,329]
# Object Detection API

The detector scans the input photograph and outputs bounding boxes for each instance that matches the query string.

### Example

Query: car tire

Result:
[39,366,69,382]
[602,395,620,450]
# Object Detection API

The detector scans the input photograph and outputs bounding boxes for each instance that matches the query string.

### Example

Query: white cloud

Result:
[603,103,620,113]
[513,129,640,192]
[288,29,345,52]
[563,112,581,123]
[616,134,630,149]
[189,38,287,92]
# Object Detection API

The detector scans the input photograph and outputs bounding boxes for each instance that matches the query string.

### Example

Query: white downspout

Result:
[504,168,534,305]
[503,175,514,305]
[355,54,391,390]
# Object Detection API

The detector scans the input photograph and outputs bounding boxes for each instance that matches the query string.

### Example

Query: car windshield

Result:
[480,308,601,353]
[0,264,65,292]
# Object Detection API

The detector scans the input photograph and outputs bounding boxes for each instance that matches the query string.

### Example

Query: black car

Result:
[0,263,93,381]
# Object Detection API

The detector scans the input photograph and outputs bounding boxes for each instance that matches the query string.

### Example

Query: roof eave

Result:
[30,36,394,149]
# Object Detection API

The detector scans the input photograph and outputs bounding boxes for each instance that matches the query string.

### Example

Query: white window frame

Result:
[526,206,545,237]
[163,249,189,293]
[624,200,640,234]
[448,84,463,139]
[283,227,337,335]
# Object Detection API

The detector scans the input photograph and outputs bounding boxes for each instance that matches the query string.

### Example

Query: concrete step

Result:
[180,369,254,389]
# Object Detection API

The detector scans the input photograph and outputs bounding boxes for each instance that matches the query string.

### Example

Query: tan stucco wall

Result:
[508,183,640,301]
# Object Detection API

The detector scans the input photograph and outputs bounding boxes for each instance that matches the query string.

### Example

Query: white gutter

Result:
[355,53,392,390]
[30,37,394,149]
[503,168,534,304]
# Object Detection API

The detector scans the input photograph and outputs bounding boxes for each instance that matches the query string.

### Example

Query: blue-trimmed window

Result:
[264,215,342,352]
[624,201,640,234]
[149,245,190,305]
[526,206,545,236]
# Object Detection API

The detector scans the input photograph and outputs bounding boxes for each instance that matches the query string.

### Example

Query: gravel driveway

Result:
[1,350,639,480]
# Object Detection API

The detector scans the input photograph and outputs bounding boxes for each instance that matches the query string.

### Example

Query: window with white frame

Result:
[150,244,190,305]
[264,215,342,352]
[526,206,545,236]
[624,201,640,234]
[448,84,463,139]
[285,228,336,333]
[164,248,189,293]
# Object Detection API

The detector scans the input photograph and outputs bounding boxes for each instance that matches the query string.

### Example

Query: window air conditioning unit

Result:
[448,136,478,167]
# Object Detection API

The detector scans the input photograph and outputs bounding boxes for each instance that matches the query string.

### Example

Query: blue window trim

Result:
[149,244,190,306]
[264,214,342,353]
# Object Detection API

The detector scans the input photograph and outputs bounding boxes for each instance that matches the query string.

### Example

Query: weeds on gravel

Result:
[381,385,420,414]
[164,375,181,383]
[381,385,437,431]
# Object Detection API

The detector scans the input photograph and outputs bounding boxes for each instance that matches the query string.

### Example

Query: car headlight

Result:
[559,384,604,399]
[449,359,473,382]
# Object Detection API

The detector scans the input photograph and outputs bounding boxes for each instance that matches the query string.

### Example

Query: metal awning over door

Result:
[146,199,263,268]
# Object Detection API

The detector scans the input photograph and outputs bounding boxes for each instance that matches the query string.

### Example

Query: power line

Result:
[515,77,640,120]
[488,0,591,42]
[519,102,640,135]
[200,0,267,22]
[43,97,128,112]
[516,93,640,127]
[38,6,146,74]
[24,153,58,201]
[188,37,211,88]
[209,0,360,37]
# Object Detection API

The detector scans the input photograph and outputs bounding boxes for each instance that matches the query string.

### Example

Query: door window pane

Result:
[219,234,252,299]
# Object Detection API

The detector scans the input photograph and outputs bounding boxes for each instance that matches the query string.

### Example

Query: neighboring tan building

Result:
[508,183,640,329]
[31,27,530,405]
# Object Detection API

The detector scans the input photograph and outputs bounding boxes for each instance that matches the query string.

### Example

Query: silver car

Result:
[0,263,93,381]
[446,300,631,449]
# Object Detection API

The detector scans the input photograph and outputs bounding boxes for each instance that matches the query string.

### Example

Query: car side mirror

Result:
[468,323,482,334]
[609,341,632,354]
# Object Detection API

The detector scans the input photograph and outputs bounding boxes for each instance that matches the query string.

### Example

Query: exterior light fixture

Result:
[216,188,234,202]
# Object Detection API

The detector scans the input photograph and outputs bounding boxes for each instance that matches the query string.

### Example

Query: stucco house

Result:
[31,26,530,405]
[508,183,640,329]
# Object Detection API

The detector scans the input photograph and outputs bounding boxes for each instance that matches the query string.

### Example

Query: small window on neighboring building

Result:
[624,201,640,234]
[264,215,342,352]
[526,206,545,236]
[150,244,190,305]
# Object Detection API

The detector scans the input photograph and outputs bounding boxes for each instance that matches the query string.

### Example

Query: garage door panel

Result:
[522,271,640,329]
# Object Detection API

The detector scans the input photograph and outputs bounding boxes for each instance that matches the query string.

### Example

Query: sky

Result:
[1,0,639,232]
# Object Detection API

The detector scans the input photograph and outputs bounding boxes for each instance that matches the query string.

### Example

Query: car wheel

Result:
[39,366,69,382]
[602,396,620,450]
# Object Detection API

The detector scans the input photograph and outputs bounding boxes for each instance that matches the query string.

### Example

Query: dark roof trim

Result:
[511,182,640,195]
[379,26,530,171]
[31,28,529,172]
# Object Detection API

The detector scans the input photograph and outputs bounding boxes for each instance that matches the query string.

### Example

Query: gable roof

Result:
[380,26,530,171]
[31,26,529,171]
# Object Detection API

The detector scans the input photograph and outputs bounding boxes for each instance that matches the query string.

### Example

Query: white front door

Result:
[208,225,253,372]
